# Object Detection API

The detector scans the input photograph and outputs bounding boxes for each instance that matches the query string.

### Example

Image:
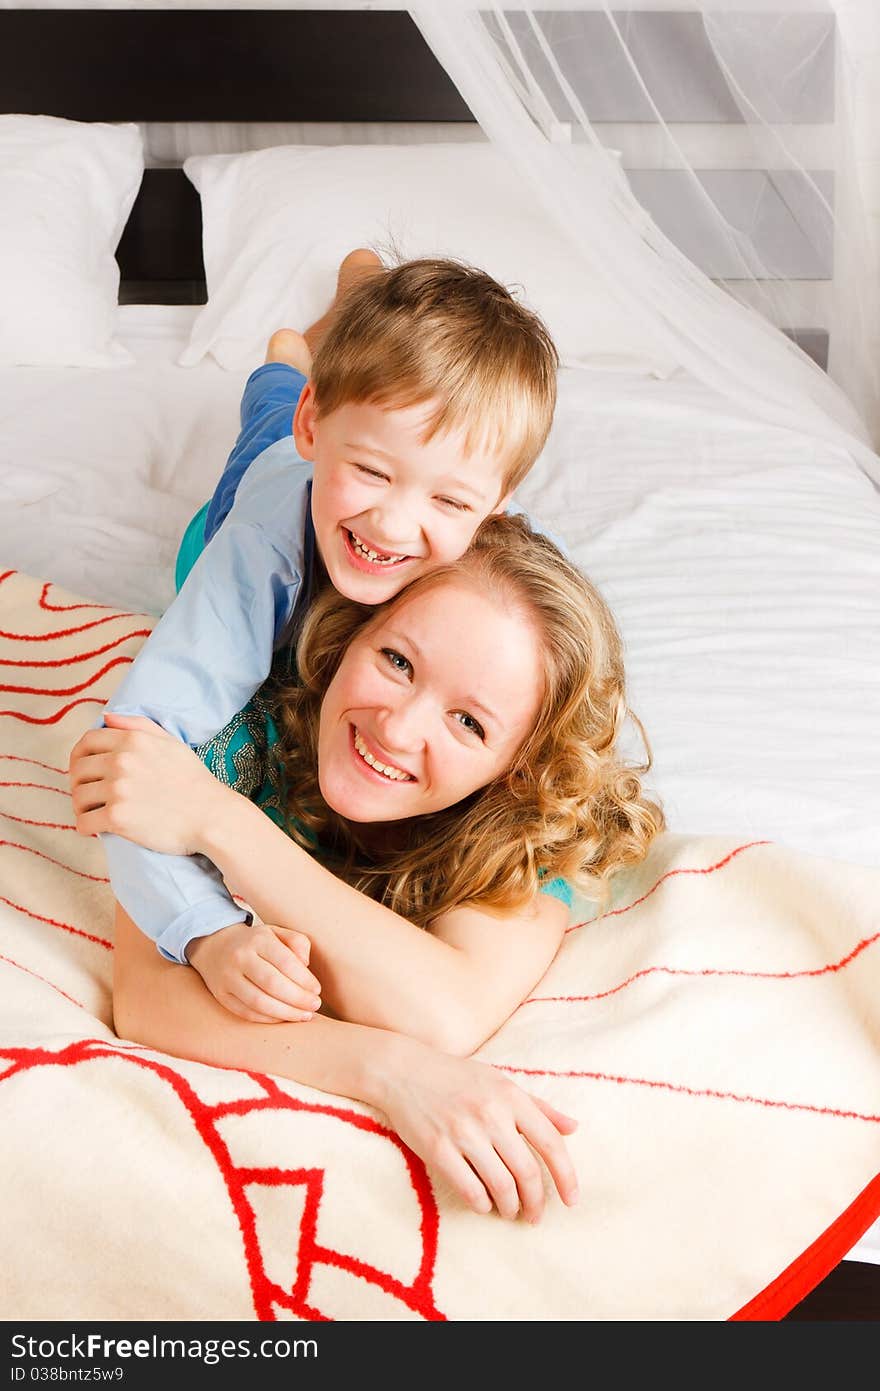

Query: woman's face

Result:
[316,576,545,824]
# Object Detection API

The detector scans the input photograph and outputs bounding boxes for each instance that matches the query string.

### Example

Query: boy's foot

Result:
[304,248,384,358]
[264,328,313,375]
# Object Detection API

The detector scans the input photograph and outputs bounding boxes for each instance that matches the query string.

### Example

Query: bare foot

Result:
[264,328,313,374]
[303,248,384,358]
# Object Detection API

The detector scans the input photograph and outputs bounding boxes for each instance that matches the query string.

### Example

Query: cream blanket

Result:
[1,569,878,1321]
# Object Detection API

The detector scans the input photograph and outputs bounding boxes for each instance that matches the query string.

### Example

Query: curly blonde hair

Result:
[270,514,664,926]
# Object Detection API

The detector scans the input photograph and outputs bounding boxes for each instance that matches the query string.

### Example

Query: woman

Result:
[71,515,663,1221]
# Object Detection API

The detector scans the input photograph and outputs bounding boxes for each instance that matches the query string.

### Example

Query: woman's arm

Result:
[73,717,568,1054]
[113,904,579,1224]
[200,791,568,1056]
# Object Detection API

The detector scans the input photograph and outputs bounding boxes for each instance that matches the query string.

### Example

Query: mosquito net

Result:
[411,1,880,472]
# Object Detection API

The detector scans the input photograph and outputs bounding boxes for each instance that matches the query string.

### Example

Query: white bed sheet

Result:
[2,304,879,1267]
[0,305,247,616]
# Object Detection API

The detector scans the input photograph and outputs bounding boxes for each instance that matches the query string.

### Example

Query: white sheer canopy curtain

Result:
[411,1,880,474]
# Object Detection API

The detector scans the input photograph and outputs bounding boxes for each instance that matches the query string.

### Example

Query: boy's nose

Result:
[366,502,419,550]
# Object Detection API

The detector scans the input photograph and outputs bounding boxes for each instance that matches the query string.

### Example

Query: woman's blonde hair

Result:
[310,257,559,495]
[270,513,664,927]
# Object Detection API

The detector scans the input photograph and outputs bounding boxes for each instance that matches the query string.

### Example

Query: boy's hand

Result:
[186,922,322,1024]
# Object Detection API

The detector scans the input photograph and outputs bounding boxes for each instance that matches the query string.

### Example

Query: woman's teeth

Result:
[348,530,406,565]
[354,730,412,781]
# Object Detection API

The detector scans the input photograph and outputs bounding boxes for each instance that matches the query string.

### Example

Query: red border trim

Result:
[731,1172,880,1320]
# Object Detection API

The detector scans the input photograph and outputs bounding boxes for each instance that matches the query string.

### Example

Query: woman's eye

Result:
[453,711,486,740]
[381,647,412,676]
[437,496,470,512]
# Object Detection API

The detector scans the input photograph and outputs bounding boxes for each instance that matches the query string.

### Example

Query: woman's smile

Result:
[350,724,417,783]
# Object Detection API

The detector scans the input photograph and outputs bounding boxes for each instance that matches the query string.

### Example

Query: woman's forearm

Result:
[113,903,408,1109]
[200,789,479,1051]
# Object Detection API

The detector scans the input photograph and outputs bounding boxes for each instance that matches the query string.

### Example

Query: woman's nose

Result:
[376,694,427,753]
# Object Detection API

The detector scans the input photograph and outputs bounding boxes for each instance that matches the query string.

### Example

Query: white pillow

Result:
[180,143,673,374]
[0,115,143,368]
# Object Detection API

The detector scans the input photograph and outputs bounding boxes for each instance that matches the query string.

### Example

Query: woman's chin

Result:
[318,771,379,825]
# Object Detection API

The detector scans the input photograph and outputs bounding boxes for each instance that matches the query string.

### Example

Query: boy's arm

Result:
[103,493,308,963]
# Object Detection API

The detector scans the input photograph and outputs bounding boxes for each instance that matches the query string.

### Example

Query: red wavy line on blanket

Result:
[0,890,111,948]
[0,1040,445,1322]
[0,629,151,668]
[0,655,132,696]
[0,753,69,775]
[39,581,148,617]
[0,780,71,795]
[0,697,107,723]
[496,1065,880,1124]
[563,840,771,936]
[0,953,87,1011]
[0,810,75,831]
[527,931,880,1005]
[0,614,140,642]
[0,838,109,882]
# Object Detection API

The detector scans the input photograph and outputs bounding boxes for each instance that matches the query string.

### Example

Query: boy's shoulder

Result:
[207,442,315,578]
[224,438,314,551]
[234,436,313,501]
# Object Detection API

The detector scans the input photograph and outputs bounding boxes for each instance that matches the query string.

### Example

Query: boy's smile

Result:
[342,526,414,574]
[293,384,509,604]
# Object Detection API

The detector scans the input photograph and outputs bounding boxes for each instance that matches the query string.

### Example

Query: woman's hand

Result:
[379,1044,579,1223]
[69,712,229,857]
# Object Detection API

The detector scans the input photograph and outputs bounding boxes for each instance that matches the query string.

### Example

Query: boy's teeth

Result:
[349,531,405,564]
[354,730,410,781]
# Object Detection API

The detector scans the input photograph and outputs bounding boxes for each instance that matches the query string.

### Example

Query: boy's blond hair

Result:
[310,257,559,495]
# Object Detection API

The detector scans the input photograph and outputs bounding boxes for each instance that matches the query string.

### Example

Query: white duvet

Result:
[2,304,878,1268]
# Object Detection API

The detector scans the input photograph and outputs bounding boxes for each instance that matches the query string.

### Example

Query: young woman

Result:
[70,515,663,1221]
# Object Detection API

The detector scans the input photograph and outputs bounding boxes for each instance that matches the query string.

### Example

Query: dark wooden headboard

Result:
[0,7,472,303]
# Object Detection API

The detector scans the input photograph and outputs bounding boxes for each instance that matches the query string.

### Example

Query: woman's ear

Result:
[293,381,319,460]
[492,490,514,516]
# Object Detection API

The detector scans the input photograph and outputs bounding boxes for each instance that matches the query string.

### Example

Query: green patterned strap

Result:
[193,694,288,830]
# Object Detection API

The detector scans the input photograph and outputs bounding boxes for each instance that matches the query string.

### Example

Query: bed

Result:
[1,6,879,1322]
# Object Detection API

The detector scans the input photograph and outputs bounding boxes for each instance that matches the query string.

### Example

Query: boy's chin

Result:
[326,529,424,599]
[332,563,417,604]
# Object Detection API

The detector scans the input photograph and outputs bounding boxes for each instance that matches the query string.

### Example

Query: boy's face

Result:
[293,384,510,604]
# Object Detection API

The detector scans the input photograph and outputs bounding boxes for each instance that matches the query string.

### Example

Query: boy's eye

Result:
[354,464,389,482]
[453,711,486,740]
[437,496,471,513]
[381,647,412,677]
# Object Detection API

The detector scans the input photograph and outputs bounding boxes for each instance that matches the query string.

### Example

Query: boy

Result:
[91,249,560,1020]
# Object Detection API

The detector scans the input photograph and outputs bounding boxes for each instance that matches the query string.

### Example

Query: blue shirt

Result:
[104,365,315,963]
[104,364,571,963]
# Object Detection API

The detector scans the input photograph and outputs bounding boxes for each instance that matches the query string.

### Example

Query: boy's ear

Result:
[292,381,319,460]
